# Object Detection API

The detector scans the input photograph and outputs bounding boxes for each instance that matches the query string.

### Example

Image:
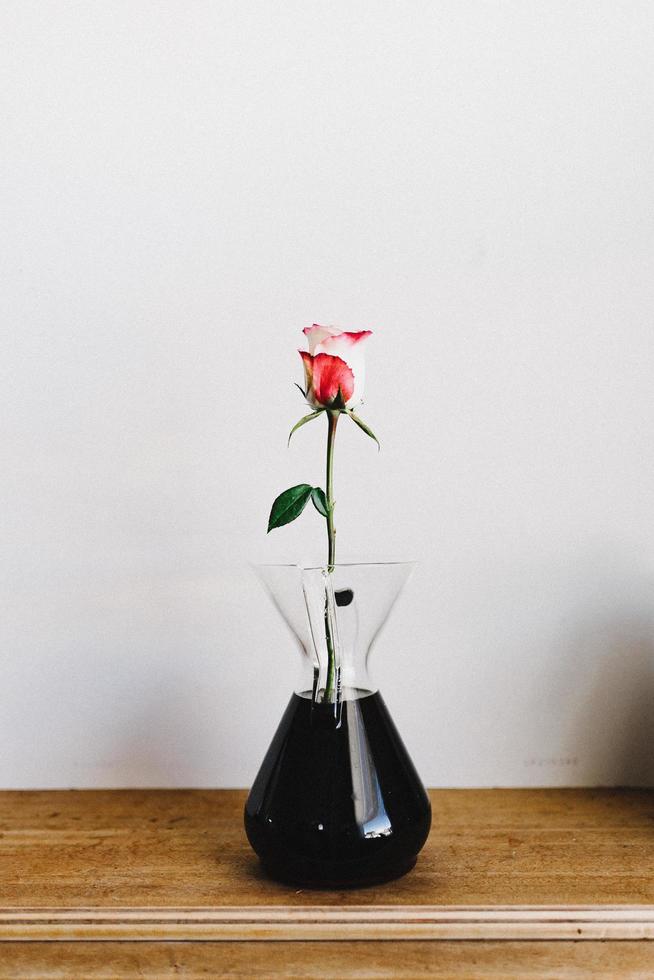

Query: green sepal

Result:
[294,382,307,399]
[287,409,323,446]
[311,487,329,518]
[346,410,380,451]
[330,386,348,410]
[267,484,313,532]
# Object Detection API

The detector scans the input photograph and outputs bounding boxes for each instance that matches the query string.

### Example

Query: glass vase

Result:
[244,562,431,888]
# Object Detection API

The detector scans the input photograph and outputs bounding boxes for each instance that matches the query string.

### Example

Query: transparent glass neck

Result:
[255,562,415,710]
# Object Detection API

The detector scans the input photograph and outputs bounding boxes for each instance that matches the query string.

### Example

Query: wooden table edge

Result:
[1,905,654,942]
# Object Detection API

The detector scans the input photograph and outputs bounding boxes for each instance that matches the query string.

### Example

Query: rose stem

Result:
[326,410,338,568]
[324,409,339,700]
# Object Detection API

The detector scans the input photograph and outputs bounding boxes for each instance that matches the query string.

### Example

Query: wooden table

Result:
[2,788,654,977]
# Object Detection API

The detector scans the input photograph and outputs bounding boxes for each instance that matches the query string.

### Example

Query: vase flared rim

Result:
[252,560,417,570]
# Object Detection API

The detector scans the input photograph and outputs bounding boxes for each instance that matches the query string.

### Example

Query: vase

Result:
[244,561,431,888]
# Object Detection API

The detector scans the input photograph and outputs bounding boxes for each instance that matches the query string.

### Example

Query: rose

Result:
[287,322,379,446]
[299,324,372,410]
[269,321,379,536]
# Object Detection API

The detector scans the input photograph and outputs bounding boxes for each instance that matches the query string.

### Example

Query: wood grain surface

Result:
[2,788,654,906]
[2,941,654,979]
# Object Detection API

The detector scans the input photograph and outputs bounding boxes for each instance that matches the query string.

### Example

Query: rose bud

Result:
[299,324,372,410]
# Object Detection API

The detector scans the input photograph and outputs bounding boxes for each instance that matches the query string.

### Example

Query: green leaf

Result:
[287,409,323,446]
[346,410,381,451]
[267,484,313,532]
[311,486,329,518]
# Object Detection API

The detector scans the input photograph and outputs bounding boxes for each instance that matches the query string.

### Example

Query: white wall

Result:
[2,0,654,788]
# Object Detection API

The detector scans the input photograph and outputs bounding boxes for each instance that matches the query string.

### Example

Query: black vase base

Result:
[259,855,417,890]
[245,692,432,891]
